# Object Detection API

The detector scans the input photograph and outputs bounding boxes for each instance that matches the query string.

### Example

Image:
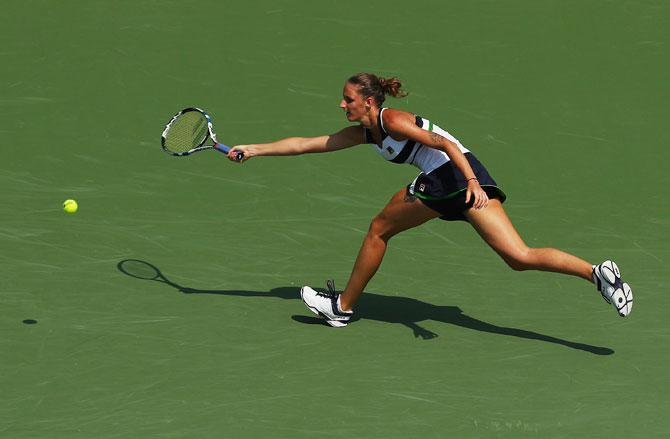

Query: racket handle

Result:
[214,143,244,161]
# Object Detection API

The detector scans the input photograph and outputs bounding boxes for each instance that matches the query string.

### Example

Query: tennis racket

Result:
[161,107,244,161]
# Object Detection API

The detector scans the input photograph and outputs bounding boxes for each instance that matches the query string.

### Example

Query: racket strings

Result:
[163,111,209,153]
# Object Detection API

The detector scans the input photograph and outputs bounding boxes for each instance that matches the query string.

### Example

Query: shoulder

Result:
[381,108,415,130]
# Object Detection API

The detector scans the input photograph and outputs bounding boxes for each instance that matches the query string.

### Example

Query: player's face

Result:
[340,82,370,122]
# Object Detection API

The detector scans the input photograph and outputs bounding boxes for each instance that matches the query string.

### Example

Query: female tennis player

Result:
[227,73,633,327]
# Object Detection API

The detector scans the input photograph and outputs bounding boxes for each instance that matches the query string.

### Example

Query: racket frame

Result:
[161,107,237,158]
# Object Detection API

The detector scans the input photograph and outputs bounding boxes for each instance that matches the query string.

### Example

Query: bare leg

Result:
[465,199,594,281]
[339,189,441,311]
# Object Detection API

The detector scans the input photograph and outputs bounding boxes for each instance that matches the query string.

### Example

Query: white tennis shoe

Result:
[592,260,633,317]
[300,280,353,327]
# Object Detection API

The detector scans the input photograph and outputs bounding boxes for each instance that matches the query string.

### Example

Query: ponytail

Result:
[378,76,407,99]
[347,72,408,105]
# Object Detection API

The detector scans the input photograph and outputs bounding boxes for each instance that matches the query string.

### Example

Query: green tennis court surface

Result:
[2,1,668,437]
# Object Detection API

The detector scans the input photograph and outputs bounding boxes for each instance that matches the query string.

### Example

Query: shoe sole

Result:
[595,262,633,317]
[300,287,349,327]
[614,282,633,317]
[324,319,348,328]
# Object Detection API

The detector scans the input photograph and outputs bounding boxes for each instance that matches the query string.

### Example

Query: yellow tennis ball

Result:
[63,199,78,214]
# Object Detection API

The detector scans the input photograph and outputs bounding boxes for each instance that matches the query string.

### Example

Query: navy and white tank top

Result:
[363,107,470,174]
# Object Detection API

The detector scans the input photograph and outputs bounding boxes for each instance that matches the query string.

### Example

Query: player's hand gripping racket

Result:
[161,107,243,161]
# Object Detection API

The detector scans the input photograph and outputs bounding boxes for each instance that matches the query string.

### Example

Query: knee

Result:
[368,214,395,242]
[503,248,534,271]
[506,259,530,272]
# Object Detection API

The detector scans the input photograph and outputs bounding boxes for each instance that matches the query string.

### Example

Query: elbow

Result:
[280,137,307,155]
[295,137,312,154]
[297,137,325,154]
[441,140,459,156]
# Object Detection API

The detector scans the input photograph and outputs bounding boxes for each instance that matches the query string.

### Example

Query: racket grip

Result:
[214,143,244,161]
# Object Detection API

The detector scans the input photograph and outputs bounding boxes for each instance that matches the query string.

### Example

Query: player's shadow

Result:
[117,259,614,355]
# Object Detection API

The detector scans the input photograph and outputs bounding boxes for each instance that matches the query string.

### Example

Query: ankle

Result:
[337,296,353,313]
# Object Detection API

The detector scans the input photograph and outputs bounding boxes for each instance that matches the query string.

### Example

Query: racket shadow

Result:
[116,259,614,355]
[116,258,297,299]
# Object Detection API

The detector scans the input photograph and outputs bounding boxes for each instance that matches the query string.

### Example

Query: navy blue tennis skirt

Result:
[407,152,506,222]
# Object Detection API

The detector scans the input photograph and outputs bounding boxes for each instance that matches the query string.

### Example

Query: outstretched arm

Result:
[227,125,364,162]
